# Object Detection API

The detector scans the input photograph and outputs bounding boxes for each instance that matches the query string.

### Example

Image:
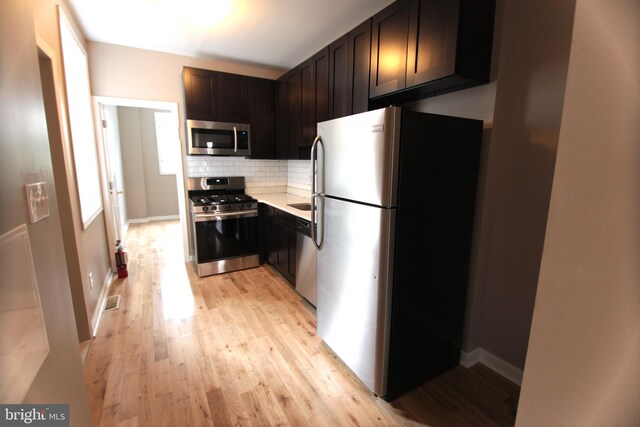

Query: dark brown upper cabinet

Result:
[183,67,249,123]
[328,34,349,119]
[405,0,459,87]
[370,0,495,105]
[348,19,373,116]
[248,77,276,159]
[369,1,411,99]
[183,67,217,121]
[274,68,300,159]
[285,68,301,159]
[328,19,372,120]
[183,67,276,158]
[215,72,250,123]
[300,47,329,156]
[276,47,329,160]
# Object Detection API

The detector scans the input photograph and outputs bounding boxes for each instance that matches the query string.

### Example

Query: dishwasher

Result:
[295,217,317,306]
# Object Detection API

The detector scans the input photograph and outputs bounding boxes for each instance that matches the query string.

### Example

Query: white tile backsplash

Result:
[287,160,312,192]
[186,156,311,191]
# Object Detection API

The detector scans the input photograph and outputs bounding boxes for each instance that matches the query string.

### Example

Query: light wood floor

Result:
[84,220,519,426]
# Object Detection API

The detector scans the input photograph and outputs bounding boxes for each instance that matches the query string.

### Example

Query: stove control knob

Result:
[202,206,208,212]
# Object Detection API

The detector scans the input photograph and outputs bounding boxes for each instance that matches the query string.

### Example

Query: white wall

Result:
[516,0,640,425]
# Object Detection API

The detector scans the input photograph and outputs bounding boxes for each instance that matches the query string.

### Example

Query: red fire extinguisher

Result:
[115,240,128,278]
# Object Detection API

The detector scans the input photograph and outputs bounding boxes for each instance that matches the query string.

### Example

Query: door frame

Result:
[93,96,189,267]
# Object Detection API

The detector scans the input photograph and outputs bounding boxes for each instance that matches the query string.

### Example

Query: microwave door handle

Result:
[311,134,324,249]
[233,126,238,153]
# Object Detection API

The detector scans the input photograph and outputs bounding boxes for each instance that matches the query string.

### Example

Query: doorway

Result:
[94,97,188,269]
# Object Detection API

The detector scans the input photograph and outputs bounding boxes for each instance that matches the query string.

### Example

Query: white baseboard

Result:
[128,214,179,224]
[460,347,523,386]
[460,348,481,367]
[90,270,115,337]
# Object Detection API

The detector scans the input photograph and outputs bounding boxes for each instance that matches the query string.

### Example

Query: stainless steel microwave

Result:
[186,119,251,156]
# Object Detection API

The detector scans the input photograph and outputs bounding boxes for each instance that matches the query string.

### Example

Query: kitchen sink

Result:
[287,203,311,211]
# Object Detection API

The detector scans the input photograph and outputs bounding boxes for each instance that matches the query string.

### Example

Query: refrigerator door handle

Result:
[311,134,324,249]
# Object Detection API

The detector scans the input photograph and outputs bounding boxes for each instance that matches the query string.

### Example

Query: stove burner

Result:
[189,192,257,215]
[192,194,254,205]
[187,177,257,215]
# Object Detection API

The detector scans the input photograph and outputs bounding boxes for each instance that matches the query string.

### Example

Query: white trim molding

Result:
[460,347,524,386]
[128,215,179,224]
[90,270,115,337]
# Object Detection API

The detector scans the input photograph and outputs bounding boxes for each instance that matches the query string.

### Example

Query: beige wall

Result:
[88,41,284,127]
[34,0,112,340]
[138,109,180,217]
[118,107,179,220]
[1,0,92,423]
[118,107,148,220]
[516,0,640,424]
[465,0,576,368]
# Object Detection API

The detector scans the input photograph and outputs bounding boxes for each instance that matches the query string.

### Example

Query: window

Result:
[154,111,179,175]
[59,8,102,228]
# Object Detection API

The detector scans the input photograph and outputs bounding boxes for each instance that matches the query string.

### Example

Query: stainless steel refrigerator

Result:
[311,107,483,400]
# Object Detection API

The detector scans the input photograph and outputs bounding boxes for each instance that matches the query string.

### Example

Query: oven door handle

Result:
[194,209,257,222]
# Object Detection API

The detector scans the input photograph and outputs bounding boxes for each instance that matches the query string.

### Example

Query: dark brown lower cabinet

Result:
[259,204,296,284]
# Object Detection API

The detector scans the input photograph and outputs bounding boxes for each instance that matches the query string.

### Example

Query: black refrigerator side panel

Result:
[386,110,483,400]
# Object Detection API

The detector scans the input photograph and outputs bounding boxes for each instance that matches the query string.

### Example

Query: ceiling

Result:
[66,0,395,70]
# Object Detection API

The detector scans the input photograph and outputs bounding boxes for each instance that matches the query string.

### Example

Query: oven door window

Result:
[194,216,259,263]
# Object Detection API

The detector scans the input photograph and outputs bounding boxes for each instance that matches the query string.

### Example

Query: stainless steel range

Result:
[187,177,260,277]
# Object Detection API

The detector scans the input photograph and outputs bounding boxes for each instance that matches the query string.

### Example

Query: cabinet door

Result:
[347,19,372,115]
[300,47,329,157]
[275,75,288,159]
[285,227,297,284]
[406,0,459,88]
[313,48,330,133]
[329,34,349,119]
[214,72,249,123]
[183,67,215,120]
[274,69,299,159]
[285,68,300,159]
[299,57,314,151]
[248,77,275,159]
[369,0,410,99]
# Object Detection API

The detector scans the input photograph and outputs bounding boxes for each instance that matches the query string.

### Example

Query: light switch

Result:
[25,182,50,224]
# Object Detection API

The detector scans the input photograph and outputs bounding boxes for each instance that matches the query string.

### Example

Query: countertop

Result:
[250,192,312,221]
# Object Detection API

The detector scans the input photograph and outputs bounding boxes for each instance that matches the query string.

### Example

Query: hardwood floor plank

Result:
[206,387,233,427]
[84,220,519,427]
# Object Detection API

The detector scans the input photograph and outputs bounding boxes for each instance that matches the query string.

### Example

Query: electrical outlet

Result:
[89,272,94,289]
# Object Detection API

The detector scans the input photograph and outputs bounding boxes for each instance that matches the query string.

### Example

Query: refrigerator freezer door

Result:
[317,196,395,396]
[317,107,401,208]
